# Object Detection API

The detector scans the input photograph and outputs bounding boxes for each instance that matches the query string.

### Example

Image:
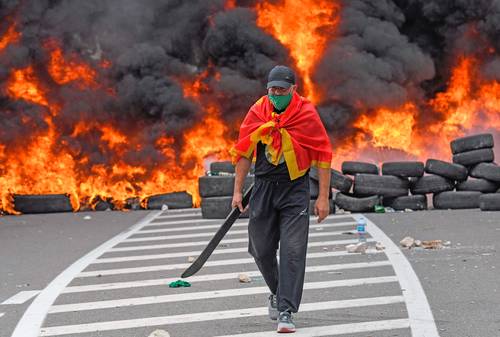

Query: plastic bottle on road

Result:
[356,217,367,243]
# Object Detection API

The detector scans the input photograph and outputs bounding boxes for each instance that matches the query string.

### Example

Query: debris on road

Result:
[187,256,195,262]
[400,236,415,248]
[238,273,251,283]
[83,215,92,220]
[421,240,443,249]
[148,330,170,337]
[400,237,451,249]
[375,242,385,250]
[168,280,191,288]
[346,242,367,253]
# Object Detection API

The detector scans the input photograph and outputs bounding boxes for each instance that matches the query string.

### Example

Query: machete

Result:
[181,184,254,278]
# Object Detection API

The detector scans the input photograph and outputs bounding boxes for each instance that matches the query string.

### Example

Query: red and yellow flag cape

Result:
[230,92,332,180]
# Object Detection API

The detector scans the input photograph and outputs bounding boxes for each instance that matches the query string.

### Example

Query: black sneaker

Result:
[277,311,295,333]
[268,294,278,320]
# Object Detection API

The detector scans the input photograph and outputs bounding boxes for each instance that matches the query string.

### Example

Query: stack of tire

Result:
[336,161,425,212]
[199,161,254,219]
[335,162,381,212]
[433,133,500,211]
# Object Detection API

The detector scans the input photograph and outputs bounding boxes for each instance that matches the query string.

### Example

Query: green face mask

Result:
[268,92,293,111]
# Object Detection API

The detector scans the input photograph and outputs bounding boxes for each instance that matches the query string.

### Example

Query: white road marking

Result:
[96,238,374,264]
[213,318,411,337]
[155,211,201,219]
[0,312,4,318]
[138,220,355,234]
[49,276,398,313]
[39,296,405,336]
[78,250,383,277]
[145,214,354,227]
[109,230,359,252]
[124,229,353,243]
[158,208,201,215]
[110,237,251,252]
[353,214,440,337]
[10,211,163,337]
[1,291,41,305]
[62,260,392,294]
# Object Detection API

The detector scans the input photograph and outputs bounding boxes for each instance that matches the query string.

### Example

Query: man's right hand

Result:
[231,192,245,212]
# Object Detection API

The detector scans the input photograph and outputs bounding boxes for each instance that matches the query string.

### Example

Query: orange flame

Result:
[45,40,97,88]
[0,22,20,52]
[1,40,235,213]
[255,0,341,102]
[335,54,500,166]
[178,69,232,205]
[7,66,49,106]
[225,0,236,10]
[354,103,420,156]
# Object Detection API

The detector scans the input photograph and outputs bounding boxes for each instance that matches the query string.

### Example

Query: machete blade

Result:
[181,184,254,278]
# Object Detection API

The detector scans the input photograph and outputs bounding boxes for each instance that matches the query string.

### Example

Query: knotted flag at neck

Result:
[230,92,333,180]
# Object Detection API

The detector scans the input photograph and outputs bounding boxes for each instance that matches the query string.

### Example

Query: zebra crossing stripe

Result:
[49,276,398,313]
[213,318,411,337]
[110,231,360,252]
[147,215,353,227]
[1,291,41,305]
[95,238,374,264]
[138,220,355,234]
[124,229,352,243]
[78,250,383,278]
[147,214,354,227]
[62,260,392,294]
[39,296,405,336]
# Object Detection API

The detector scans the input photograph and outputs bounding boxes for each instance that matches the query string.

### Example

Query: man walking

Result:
[231,65,332,333]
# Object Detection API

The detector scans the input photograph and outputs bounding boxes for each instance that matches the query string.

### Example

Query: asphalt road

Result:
[0,208,498,337]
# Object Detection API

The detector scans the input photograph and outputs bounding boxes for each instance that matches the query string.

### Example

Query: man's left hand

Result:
[314,197,329,223]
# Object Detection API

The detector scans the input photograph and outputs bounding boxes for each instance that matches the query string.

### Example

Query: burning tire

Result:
[94,200,114,211]
[479,193,500,211]
[450,133,494,154]
[13,194,73,214]
[309,198,335,215]
[383,195,427,211]
[425,159,468,181]
[433,191,482,209]
[210,161,235,174]
[410,174,455,194]
[452,148,494,166]
[341,161,379,175]
[334,193,380,213]
[310,168,353,193]
[353,174,409,197]
[201,196,249,219]
[456,178,498,193]
[198,175,254,198]
[146,191,193,209]
[381,161,424,177]
[469,162,500,182]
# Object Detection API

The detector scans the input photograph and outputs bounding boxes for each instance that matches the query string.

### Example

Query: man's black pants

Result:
[248,175,310,313]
